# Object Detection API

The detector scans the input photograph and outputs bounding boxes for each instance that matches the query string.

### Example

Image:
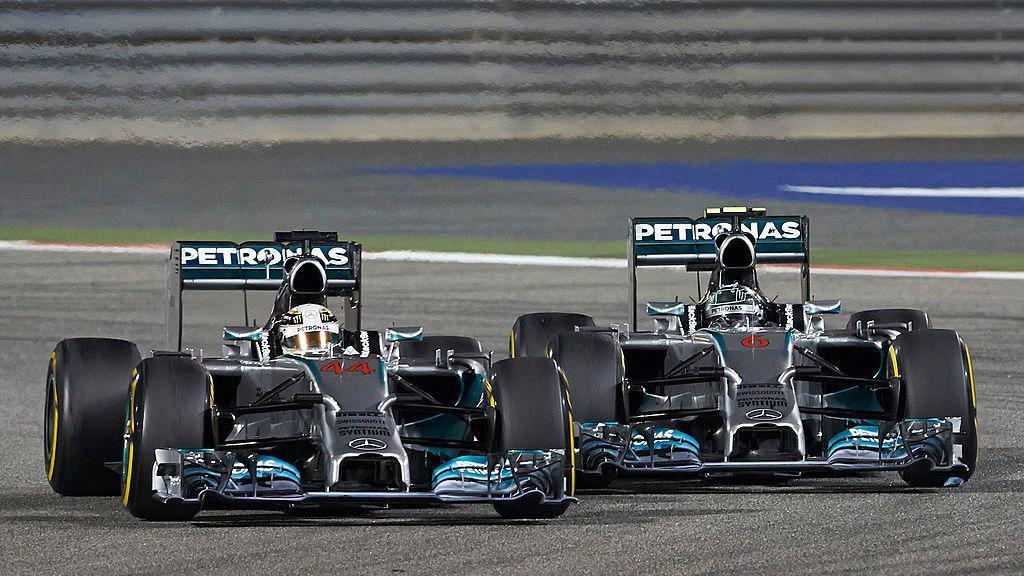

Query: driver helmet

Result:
[278,304,341,357]
[704,283,766,328]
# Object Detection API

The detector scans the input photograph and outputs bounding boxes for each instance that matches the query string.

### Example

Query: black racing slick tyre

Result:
[397,335,483,360]
[889,329,979,488]
[547,332,624,488]
[547,332,622,424]
[45,338,141,496]
[489,357,574,519]
[847,309,931,332]
[122,356,210,521]
[509,312,595,358]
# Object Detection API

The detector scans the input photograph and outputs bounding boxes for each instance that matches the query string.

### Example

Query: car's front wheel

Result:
[489,357,574,519]
[890,329,978,487]
[122,355,210,520]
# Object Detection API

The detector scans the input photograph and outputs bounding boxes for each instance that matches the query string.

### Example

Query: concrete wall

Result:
[2,0,1022,141]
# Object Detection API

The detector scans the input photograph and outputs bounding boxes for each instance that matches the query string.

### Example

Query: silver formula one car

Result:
[45,231,574,520]
[510,207,978,488]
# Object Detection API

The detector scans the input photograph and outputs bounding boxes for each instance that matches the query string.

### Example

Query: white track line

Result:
[0,240,167,254]
[780,185,1024,198]
[1,240,1021,280]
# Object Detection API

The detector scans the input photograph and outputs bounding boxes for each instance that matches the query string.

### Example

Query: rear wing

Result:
[166,232,362,349]
[628,208,810,326]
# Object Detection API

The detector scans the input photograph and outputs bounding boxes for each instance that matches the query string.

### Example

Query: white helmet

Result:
[278,304,341,357]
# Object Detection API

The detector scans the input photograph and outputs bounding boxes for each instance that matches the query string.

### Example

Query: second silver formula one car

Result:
[510,207,978,488]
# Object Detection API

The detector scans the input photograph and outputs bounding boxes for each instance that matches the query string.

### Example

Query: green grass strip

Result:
[0,226,1021,272]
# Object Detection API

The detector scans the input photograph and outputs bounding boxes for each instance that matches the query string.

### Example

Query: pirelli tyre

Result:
[122,355,210,521]
[489,357,574,519]
[546,331,624,488]
[847,309,931,332]
[888,329,979,488]
[509,312,596,358]
[45,338,141,496]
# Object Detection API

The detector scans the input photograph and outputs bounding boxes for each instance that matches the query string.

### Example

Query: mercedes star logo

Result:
[745,408,784,421]
[349,437,387,451]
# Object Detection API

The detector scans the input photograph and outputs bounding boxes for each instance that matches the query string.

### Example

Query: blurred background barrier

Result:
[1,0,1022,142]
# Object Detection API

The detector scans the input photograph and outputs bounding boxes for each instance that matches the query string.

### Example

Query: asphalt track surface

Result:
[1,250,1022,575]
[3,138,1024,252]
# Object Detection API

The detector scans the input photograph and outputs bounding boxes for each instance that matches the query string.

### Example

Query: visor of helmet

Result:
[280,324,340,355]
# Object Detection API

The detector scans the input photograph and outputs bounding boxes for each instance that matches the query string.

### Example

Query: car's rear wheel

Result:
[847,309,931,332]
[122,356,210,520]
[45,338,141,496]
[510,312,595,358]
[489,357,574,519]
[547,331,624,488]
[397,335,482,360]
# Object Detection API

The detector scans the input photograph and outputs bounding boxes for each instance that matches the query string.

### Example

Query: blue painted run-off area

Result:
[384,161,1024,218]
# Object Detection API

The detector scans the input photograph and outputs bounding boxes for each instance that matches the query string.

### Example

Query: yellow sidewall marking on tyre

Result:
[964,344,977,407]
[128,369,138,433]
[508,330,516,358]
[887,346,900,377]
[559,370,576,496]
[483,378,495,407]
[47,352,58,481]
[964,344,979,464]
[122,369,139,506]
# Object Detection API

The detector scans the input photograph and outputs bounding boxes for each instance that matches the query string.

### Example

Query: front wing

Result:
[578,420,971,481]
[151,449,575,512]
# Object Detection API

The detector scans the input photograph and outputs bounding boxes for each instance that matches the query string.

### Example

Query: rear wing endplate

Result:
[166,238,362,349]
[628,210,810,326]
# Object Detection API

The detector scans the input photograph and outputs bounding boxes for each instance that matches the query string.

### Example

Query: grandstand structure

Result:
[2,0,1021,141]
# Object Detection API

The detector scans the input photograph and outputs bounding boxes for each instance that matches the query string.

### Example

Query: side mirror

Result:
[223,326,262,342]
[804,300,842,315]
[385,326,424,342]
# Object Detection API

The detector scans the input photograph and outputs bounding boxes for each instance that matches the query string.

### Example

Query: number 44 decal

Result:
[322,361,375,375]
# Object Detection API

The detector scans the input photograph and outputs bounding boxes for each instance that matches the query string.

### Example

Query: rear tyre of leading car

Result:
[489,357,574,519]
[847,308,931,332]
[547,331,624,488]
[397,335,483,360]
[509,312,595,358]
[45,338,141,496]
[122,356,210,521]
